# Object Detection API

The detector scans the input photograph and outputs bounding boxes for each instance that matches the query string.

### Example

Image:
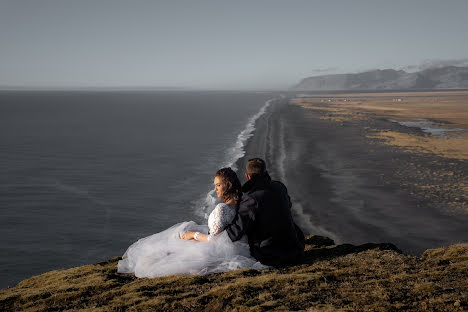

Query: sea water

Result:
[0,90,276,288]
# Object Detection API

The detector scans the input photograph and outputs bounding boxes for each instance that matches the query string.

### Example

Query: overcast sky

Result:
[1,0,467,89]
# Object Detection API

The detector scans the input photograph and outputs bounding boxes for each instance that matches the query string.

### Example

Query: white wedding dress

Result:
[117,203,267,277]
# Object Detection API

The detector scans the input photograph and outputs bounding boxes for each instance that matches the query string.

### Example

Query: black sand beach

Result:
[236,96,468,255]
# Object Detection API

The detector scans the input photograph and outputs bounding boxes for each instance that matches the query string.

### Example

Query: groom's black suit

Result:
[226,172,305,266]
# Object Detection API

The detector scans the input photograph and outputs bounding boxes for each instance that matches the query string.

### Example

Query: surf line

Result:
[198,97,278,219]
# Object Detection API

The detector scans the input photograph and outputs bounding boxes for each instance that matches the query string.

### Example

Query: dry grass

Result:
[1,237,467,311]
[366,130,468,160]
[291,91,468,159]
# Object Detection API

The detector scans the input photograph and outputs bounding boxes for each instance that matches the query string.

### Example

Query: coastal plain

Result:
[289,91,467,217]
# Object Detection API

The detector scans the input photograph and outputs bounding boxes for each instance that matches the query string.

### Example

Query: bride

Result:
[117,167,267,277]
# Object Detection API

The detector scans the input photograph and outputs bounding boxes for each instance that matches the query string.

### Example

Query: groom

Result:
[226,158,305,266]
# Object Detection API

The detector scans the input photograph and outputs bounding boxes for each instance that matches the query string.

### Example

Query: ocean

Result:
[0,90,276,288]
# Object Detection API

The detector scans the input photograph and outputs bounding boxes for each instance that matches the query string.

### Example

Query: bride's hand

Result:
[181,231,194,240]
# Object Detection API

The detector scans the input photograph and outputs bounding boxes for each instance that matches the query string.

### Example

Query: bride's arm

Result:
[180,231,209,242]
[180,203,228,242]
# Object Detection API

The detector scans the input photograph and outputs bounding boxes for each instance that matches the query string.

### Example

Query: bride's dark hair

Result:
[215,167,242,204]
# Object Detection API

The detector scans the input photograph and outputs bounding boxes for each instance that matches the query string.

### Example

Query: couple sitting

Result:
[117,158,305,277]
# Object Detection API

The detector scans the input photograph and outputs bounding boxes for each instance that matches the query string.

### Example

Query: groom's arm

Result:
[226,195,258,242]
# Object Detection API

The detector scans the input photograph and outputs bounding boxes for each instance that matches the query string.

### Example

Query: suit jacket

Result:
[226,172,305,266]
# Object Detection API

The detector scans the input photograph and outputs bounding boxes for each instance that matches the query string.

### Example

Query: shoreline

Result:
[236,91,468,255]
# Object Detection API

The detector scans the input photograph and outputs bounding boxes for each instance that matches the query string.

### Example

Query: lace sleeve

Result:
[208,203,236,240]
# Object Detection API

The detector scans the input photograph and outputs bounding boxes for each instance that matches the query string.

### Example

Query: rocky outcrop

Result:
[1,236,467,311]
[293,66,468,91]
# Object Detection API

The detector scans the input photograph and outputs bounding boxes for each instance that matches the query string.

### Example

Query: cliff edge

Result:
[1,236,467,311]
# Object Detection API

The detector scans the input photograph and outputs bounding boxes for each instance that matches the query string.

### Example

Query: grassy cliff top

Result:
[1,236,467,311]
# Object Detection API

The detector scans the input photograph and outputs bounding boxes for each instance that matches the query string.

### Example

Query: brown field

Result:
[292,91,468,160]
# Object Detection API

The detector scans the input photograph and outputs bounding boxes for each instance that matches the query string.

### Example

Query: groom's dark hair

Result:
[246,158,266,176]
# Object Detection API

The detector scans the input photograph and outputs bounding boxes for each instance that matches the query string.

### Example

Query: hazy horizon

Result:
[1,0,468,90]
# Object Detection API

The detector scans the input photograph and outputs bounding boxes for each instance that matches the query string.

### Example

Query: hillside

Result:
[1,236,467,311]
[293,66,468,91]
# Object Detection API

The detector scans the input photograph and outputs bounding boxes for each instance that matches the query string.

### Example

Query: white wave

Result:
[195,97,276,219]
[221,98,274,171]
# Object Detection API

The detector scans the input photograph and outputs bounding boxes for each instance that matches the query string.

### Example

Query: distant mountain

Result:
[292,66,468,91]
